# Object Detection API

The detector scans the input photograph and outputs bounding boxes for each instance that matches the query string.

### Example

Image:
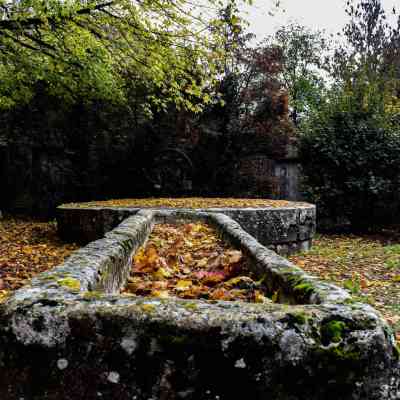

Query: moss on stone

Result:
[183,302,198,311]
[321,320,347,344]
[141,304,156,313]
[319,345,361,362]
[286,275,315,296]
[293,282,315,294]
[40,274,60,281]
[57,277,81,292]
[167,335,189,345]
[288,311,309,325]
[82,291,104,300]
[40,272,69,283]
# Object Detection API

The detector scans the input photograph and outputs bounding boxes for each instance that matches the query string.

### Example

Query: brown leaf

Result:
[194,270,227,286]
[225,250,242,264]
[210,288,231,301]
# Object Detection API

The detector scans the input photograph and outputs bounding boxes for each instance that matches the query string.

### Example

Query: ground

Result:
[289,231,400,343]
[0,217,79,301]
[0,216,398,344]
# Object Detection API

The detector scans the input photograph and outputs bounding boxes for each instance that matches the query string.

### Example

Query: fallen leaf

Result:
[175,280,193,291]
[151,290,170,299]
[225,250,242,264]
[153,267,171,280]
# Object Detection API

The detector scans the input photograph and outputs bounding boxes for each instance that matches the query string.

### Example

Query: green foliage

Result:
[0,0,251,112]
[344,275,361,295]
[300,1,400,230]
[269,23,328,125]
[300,88,400,229]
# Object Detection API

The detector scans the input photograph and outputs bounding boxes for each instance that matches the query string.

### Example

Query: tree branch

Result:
[0,2,114,31]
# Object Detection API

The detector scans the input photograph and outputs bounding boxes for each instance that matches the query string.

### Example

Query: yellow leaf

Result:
[254,290,268,303]
[196,259,207,268]
[154,267,171,280]
[272,290,280,303]
[151,290,170,299]
[22,246,35,255]
[176,280,193,291]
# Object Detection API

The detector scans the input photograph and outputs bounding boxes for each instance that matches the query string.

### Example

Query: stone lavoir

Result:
[56,198,316,256]
[0,209,398,399]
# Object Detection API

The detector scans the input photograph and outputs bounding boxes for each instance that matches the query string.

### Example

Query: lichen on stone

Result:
[57,277,81,292]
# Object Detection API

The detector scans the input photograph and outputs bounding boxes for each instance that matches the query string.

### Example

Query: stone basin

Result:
[56,199,316,255]
[0,210,398,400]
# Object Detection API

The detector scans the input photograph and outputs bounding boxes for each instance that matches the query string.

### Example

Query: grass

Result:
[289,231,400,343]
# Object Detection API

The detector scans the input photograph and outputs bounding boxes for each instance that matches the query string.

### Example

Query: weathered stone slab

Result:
[56,201,316,255]
[0,210,398,400]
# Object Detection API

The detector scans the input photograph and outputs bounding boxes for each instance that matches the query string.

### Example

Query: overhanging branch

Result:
[0,2,114,31]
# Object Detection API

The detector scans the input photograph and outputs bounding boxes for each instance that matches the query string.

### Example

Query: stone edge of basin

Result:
[0,210,398,399]
[56,201,317,256]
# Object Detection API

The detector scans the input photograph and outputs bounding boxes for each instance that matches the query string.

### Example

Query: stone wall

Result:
[0,98,304,217]
[235,150,302,201]
[0,101,140,217]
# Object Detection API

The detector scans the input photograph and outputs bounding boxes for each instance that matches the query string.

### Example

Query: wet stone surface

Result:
[0,210,398,400]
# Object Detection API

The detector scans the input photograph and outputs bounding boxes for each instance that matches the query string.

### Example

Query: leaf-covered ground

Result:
[62,197,307,209]
[0,217,79,302]
[289,232,400,343]
[123,222,270,303]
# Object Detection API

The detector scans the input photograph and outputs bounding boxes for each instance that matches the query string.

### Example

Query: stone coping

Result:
[59,198,311,209]
[0,210,398,399]
[57,201,316,256]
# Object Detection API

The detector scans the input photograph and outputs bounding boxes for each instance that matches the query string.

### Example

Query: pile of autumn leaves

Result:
[0,218,269,303]
[123,222,270,303]
[0,217,79,302]
[67,197,299,209]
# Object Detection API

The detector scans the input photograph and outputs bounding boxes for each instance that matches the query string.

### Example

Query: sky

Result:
[242,0,399,40]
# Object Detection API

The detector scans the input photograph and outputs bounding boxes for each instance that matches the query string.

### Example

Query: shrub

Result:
[299,105,400,231]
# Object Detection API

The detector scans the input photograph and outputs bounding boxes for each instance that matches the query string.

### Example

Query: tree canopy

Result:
[0,0,252,112]
[268,23,327,125]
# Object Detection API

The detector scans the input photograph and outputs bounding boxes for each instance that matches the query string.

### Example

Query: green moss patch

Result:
[321,320,348,345]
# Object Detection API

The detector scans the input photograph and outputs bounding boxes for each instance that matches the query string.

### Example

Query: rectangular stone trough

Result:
[0,210,398,400]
